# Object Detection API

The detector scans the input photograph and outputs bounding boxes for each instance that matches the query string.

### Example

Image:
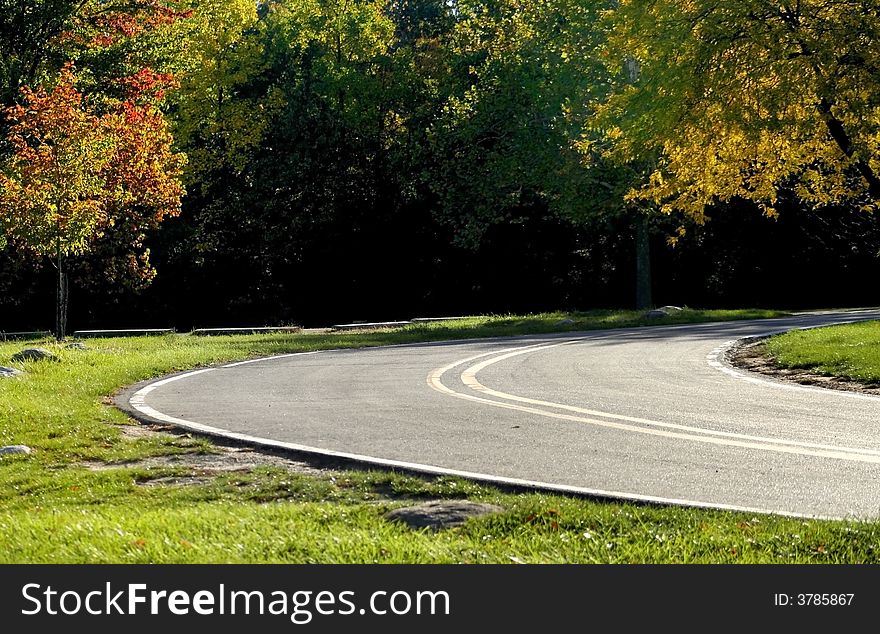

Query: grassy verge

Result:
[765,320,880,383]
[8,307,880,564]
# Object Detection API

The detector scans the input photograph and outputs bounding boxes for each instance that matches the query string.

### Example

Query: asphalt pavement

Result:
[123,309,880,519]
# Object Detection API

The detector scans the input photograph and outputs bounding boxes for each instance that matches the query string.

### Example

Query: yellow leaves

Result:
[599,0,880,219]
[168,0,277,182]
[311,0,395,63]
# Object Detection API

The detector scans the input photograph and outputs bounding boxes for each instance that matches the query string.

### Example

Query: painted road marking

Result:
[129,367,216,406]
[222,351,320,368]
[127,309,880,519]
[428,340,880,463]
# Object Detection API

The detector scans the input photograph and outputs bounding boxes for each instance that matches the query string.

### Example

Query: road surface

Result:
[122,309,880,519]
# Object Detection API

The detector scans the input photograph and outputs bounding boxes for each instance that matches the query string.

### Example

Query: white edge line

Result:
[222,351,320,368]
[129,367,216,404]
[128,398,831,520]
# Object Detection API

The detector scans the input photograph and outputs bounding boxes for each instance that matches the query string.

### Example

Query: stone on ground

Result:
[385,500,503,530]
[0,445,32,455]
[645,306,684,319]
[11,347,57,362]
[0,366,23,377]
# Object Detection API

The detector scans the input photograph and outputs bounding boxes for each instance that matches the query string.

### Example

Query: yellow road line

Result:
[428,340,880,463]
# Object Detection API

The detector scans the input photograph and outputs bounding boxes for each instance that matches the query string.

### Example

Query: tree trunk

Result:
[634,212,652,310]
[55,247,68,340]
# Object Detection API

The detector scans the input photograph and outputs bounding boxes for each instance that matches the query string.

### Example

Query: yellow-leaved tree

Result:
[165,0,283,184]
[599,0,880,221]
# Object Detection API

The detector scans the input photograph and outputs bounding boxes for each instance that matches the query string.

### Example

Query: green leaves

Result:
[428,0,622,243]
[164,0,279,184]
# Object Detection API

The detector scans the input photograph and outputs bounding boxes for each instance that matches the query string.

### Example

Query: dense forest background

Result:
[2,0,880,331]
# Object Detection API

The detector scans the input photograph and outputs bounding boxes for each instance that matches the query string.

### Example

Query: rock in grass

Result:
[644,309,669,319]
[0,445,32,455]
[645,306,685,319]
[65,342,87,350]
[0,366,23,377]
[385,500,503,530]
[556,319,575,326]
[11,347,57,362]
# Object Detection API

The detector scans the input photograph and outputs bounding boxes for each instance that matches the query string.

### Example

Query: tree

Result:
[156,0,420,324]
[0,1,192,332]
[165,0,280,185]
[600,0,880,220]
[425,0,661,307]
[0,65,184,338]
[426,0,597,239]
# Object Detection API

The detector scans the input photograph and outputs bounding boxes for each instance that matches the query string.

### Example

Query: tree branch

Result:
[817,97,880,200]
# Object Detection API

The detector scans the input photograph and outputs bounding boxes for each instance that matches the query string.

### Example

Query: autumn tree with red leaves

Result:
[0,1,192,108]
[0,65,184,338]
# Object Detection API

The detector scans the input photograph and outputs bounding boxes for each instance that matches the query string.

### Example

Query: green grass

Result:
[396,307,786,337]
[7,306,879,564]
[766,320,880,383]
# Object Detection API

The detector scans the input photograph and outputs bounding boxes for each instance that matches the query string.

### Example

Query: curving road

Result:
[122,309,880,519]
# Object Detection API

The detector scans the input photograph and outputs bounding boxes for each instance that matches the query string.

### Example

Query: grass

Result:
[6,306,880,563]
[765,320,880,383]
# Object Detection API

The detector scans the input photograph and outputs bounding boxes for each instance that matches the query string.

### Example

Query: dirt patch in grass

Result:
[727,340,880,395]
[82,423,329,476]
[139,475,216,487]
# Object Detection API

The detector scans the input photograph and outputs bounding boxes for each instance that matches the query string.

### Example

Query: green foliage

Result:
[0,1,190,110]
[428,0,628,245]
[6,0,880,328]
[166,0,281,183]
[0,0,80,107]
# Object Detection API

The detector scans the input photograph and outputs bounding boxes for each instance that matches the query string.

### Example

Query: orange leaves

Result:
[122,68,179,104]
[0,64,184,259]
[103,94,186,226]
[6,66,87,151]
[50,1,192,51]
[78,0,193,49]
[0,65,115,257]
